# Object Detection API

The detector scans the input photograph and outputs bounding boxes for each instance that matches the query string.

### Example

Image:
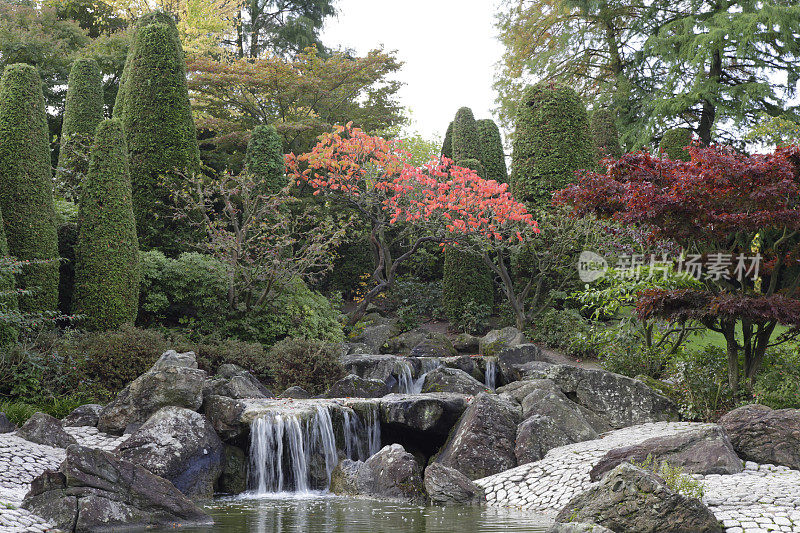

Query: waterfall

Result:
[410,357,442,394]
[485,358,497,390]
[396,361,415,394]
[341,404,381,461]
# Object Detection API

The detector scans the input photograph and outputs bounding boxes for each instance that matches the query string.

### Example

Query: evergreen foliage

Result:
[510,82,592,207]
[0,63,59,313]
[476,118,508,183]
[442,245,494,325]
[245,124,285,193]
[451,107,480,162]
[590,107,622,162]
[456,158,484,176]
[118,17,201,253]
[74,119,140,331]
[441,121,453,159]
[659,128,692,161]
[0,207,18,347]
[57,58,104,200]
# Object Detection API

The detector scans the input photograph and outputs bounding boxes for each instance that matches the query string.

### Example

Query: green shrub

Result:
[175,336,269,383]
[659,128,692,161]
[317,238,373,297]
[590,107,622,162]
[0,208,18,348]
[266,337,344,394]
[528,308,591,352]
[0,397,88,426]
[451,107,481,162]
[631,455,705,500]
[452,300,492,335]
[74,119,140,330]
[592,323,670,379]
[476,118,508,183]
[245,124,285,194]
[510,82,592,207]
[753,345,800,409]
[668,345,734,421]
[386,277,443,319]
[0,64,59,312]
[441,121,453,159]
[56,58,103,200]
[456,158,484,176]
[118,17,200,253]
[57,222,78,316]
[442,246,494,326]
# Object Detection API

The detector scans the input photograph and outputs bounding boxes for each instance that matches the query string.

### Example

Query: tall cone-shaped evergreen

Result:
[659,128,692,161]
[74,119,140,331]
[0,64,59,313]
[590,107,622,163]
[0,206,18,347]
[57,58,104,200]
[451,107,481,162]
[245,124,285,194]
[118,16,200,253]
[441,121,453,159]
[476,119,508,183]
[510,82,591,207]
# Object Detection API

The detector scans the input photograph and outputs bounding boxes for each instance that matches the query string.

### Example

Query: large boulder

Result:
[479,327,527,356]
[355,444,426,503]
[453,333,479,353]
[204,364,271,399]
[22,445,211,532]
[547,524,614,533]
[115,406,224,499]
[98,351,207,435]
[544,365,678,429]
[379,393,470,436]
[329,458,363,495]
[17,413,77,448]
[382,328,430,355]
[719,404,800,470]
[498,344,560,382]
[341,354,418,386]
[410,334,457,358]
[280,386,311,399]
[435,392,521,479]
[218,445,248,495]
[440,354,483,381]
[0,412,16,433]
[326,374,389,398]
[420,367,488,395]
[516,415,579,465]
[589,425,743,481]
[202,395,247,441]
[352,320,399,352]
[423,463,484,505]
[555,463,722,533]
[62,405,102,428]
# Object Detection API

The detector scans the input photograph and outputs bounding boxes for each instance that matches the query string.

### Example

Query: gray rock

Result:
[218,445,248,495]
[440,354,483,381]
[379,393,470,435]
[115,406,224,499]
[203,395,247,440]
[719,404,800,470]
[330,458,363,495]
[356,444,425,503]
[341,353,418,386]
[479,327,527,356]
[205,364,271,399]
[382,328,430,355]
[98,361,207,435]
[497,378,558,404]
[453,333,479,353]
[435,392,521,479]
[17,412,78,448]
[547,524,614,533]
[423,463,484,505]
[555,463,722,533]
[22,445,211,532]
[544,364,678,429]
[590,425,743,481]
[498,344,558,382]
[62,404,102,427]
[150,349,198,371]
[355,322,399,352]
[421,367,488,395]
[521,387,611,435]
[516,415,576,465]
[280,386,311,399]
[410,335,457,358]
[326,374,390,398]
[0,412,16,433]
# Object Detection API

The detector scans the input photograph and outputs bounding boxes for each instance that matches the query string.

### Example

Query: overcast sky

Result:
[320,0,505,143]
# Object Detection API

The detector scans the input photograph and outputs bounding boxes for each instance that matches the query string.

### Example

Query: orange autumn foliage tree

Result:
[286,123,538,324]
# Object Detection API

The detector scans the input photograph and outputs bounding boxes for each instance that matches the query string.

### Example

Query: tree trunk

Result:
[722,320,739,394]
[697,50,721,145]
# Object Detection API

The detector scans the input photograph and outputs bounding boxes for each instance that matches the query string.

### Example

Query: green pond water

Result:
[156,493,551,533]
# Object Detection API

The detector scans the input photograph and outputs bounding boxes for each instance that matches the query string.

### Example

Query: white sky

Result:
[320,0,505,143]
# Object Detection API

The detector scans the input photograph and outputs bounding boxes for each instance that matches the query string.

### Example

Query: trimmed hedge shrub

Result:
[510,82,592,207]
[590,107,622,162]
[451,107,481,162]
[659,128,692,161]
[245,124,285,193]
[441,121,453,159]
[118,18,201,253]
[266,338,344,395]
[455,158,484,176]
[0,207,18,347]
[56,58,103,200]
[0,64,59,313]
[476,119,508,183]
[57,222,78,316]
[74,119,140,331]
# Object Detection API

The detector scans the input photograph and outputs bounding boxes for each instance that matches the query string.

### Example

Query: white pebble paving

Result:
[474,422,800,532]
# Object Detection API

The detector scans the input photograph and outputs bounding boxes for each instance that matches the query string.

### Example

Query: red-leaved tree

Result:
[556,144,800,393]
[286,123,539,325]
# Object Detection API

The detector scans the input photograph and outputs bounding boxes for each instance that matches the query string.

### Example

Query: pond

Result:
[157,493,551,533]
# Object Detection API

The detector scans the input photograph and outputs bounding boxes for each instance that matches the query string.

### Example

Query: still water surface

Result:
[161,493,551,533]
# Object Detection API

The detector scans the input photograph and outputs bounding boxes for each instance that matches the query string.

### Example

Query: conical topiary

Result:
[57,58,104,200]
[659,128,692,161]
[245,124,285,194]
[0,206,18,347]
[0,64,59,313]
[451,107,481,162]
[441,121,453,159]
[590,107,622,163]
[476,118,508,183]
[74,119,140,330]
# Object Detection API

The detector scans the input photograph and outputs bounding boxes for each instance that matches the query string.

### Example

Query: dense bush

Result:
[589,107,622,162]
[0,64,59,312]
[753,345,800,409]
[527,308,591,353]
[441,120,453,159]
[117,17,201,252]
[510,82,592,207]
[592,324,670,379]
[451,107,481,162]
[476,118,508,183]
[386,277,444,319]
[266,337,344,394]
[176,336,269,383]
[316,237,373,297]
[668,345,734,421]
[245,124,285,193]
[659,128,692,161]
[57,222,78,316]
[74,119,140,330]
[0,210,18,348]
[56,58,103,200]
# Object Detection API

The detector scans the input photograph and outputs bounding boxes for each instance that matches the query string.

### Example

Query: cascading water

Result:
[341,405,381,461]
[396,362,415,394]
[396,358,443,394]
[485,358,497,390]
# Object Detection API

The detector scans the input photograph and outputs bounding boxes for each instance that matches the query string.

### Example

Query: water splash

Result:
[485,358,497,390]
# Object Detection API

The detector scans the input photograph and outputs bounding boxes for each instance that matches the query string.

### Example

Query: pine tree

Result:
[590,107,622,163]
[57,58,104,200]
[476,119,508,183]
[659,128,692,161]
[441,121,453,159]
[0,64,59,313]
[118,16,201,253]
[245,124,285,194]
[74,119,140,330]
